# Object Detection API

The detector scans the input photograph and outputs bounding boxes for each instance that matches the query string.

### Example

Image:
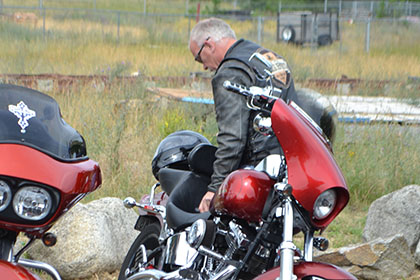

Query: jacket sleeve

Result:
[207,61,254,192]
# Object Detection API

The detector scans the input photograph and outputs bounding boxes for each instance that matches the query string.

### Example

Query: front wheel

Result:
[118,223,161,280]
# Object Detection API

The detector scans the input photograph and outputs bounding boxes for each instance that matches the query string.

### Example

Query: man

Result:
[189,18,296,212]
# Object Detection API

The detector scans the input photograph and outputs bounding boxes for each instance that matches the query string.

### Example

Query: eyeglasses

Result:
[194,37,210,63]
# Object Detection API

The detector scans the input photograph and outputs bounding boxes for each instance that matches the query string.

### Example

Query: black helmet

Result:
[152,130,210,179]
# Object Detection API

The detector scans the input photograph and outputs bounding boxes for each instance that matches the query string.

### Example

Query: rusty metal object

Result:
[0,73,418,93]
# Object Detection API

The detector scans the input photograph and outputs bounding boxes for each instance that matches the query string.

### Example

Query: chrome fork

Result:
[275,183,297,280]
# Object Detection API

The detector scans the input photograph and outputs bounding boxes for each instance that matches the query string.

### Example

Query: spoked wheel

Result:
[118,223,161,280]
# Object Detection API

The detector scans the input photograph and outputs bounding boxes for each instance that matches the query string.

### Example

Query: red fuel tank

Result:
[212,169,274,222]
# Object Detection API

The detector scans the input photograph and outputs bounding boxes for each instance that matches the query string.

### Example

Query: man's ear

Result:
[206,40,216,54]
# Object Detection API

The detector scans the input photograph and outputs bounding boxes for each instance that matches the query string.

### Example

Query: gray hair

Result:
[190,18,236,46]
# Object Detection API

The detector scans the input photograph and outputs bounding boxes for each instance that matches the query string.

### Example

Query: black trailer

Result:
[277,12,340,46]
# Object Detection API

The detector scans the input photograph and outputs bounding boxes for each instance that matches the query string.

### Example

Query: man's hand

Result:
[199,191,215,213]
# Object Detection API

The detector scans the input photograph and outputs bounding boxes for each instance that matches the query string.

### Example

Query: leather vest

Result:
[219,39,297,166]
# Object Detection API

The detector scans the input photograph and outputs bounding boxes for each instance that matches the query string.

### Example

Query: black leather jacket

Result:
[208,39,296,192]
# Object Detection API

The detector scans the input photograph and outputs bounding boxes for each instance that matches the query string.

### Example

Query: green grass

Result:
[1,0,419,259]
[1,9,420,91]
[42,81,419,261]
[48,80,420,208]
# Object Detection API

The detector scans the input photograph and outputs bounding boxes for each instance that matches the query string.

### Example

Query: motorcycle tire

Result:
[118,222,161,280]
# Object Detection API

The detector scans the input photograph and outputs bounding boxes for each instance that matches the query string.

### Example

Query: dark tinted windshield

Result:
[0,84,87,161]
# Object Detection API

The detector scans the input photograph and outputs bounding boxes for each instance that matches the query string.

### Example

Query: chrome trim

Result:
[253,113,273,136]
[7,247,13,262]
[127,269,168,280]
[139,244,147,266]
[229,221,249,248]
[279,199,295,280]
[197,246,226,262]
[123,197,137,209]
[149,183,160,205]
[290,101,324,137]
[255,154,282,179]
[18,258,61,280]
[211,264,237,280]
[187,219,207,249]
[164,232,198,267]
[249,52,272,67]
[304,230,314,261]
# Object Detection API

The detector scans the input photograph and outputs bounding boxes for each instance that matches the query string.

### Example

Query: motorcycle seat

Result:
[157,168,190,196]
[165,169,211,230]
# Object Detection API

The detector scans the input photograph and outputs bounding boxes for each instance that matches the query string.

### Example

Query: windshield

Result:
[0,84,87,161]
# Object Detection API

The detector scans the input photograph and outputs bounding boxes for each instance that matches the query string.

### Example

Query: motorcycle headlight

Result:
[187,219,206,249]
[0,180,12,212]
[313,189,337,220]
[13,186,52,221]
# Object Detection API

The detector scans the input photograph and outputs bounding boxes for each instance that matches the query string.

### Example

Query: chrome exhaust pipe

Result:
[127,269,169,280]
[127,266,238,280]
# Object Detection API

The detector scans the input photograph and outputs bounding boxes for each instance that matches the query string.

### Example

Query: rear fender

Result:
[253,261,356,280]
[136,191,167,230]
[0,260,41,280]
[134,215,162,231]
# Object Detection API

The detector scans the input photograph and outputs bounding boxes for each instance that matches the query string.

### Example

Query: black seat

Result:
[157,168,189,196]
[165,170,211,230]
[159,144,217,231]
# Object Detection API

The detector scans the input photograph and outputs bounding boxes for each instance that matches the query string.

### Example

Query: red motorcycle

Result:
[120,80,355,280]
[0,84,102,279]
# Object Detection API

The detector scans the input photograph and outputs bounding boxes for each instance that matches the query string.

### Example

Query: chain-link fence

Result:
[2,0,420,16]
[1,1,419,53]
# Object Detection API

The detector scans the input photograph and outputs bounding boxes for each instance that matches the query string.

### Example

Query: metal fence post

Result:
[144,0,146,15]
[117,11,120,42]
[311,15,316,52]
[365,1,373,53]
[339,0,342,17]
[257,16,262,44]
[277,2,282,43]
[353,1,358,19]
[185,0,189,15]
[39,0,43,9]
[187,15,191,42]
[42,7,46,39]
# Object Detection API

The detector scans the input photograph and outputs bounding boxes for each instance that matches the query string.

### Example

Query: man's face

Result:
[190,38,219,71]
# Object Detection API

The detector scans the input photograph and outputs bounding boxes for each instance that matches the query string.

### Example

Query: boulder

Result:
[363,185,420,252]
[315,234,415,280]
[28,197,139,279]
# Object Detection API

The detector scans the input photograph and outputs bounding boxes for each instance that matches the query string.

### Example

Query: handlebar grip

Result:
[223,80,250,97]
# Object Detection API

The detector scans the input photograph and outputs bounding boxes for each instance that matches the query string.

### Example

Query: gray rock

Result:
[315,234,415,280]
[363,185,420,252]
[28,197,139,279]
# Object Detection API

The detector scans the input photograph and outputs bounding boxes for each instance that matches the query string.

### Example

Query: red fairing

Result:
[0,260,41,280]
[253,261,356,280]
[0,144,102,234]
[212,170,274,222]
[271,100,349,229]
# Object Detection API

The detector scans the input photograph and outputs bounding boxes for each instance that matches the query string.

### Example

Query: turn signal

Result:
[313,237,329,251]
[42,232,57,247]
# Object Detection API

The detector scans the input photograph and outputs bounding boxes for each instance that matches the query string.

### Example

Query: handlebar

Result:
[223,80,279,111]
